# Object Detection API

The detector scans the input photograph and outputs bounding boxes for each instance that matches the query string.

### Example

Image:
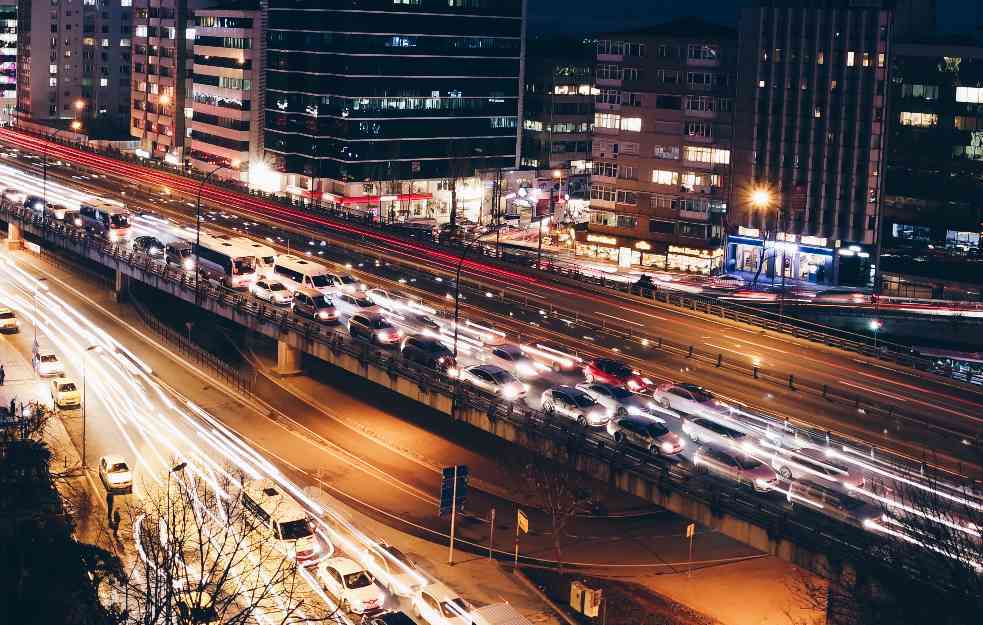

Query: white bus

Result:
[240,478,326,566]
[194,232,257,289]
[79,198,131,241]
[232,237,278,277]
[271,254,335,293]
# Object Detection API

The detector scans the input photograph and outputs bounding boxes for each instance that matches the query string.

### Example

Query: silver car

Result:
[484,344,542,380]
[575,382,674,418]
[459,364,527,401]
[769,445,865,488]
[692,446,778,492]
[606,416,684,456]
[653,382,721,418]
[681,416,750,451]
[540,386,608,426]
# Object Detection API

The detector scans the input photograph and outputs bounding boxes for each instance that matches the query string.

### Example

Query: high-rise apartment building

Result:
[263,0,526,222]
[730,0,893,286]
[16,0,132,132]
[188,1,263,181]
[576,18,736,274]
[131,0,213,162]
[0,0,16,125]
[883,41,983,250]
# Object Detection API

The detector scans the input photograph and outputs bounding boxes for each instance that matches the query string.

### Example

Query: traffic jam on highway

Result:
[2,156,982,578]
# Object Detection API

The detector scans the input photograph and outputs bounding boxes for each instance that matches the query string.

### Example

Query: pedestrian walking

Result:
[0,363,5,386]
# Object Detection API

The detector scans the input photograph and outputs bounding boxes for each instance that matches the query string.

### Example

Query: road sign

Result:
[439,465,469,517]
[686,523,695,539]
[517,509,528,534]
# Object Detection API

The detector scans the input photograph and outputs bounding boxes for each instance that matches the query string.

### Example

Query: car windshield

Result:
[355,297,374,307]
[233,257,255,274]
[571,393,595,408]
[681,385,713,402]
[647,423,669,437]
[312,295,333,308]
[40,354,58,363]
[311,274,331,288]
[440,599,470,619]
[344,571,374,589]
[262,256,275,265]
[340,275,357,284]
[489,370,516,384]
[110,214,129,228]
[610,364,633,377]
[609,387,634,399]
[735,455,763,470]
[0,311,14,319]
[110,462,129,473]
[59,383,77,392]
[269,283,286,292]
[369,319,389,329]
[278,519,313,540]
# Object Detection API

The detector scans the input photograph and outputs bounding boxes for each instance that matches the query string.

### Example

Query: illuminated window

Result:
[49,64,57,74]
[862,52,871,67]
[100,78,108,87]
[683,146,730,164]
[652,170,679,185]
[899,112,938,127]
[620,117,641,132]
[847,51,855,67]
[817,50,824,65]
[956,86,983,103]
[594,112,620,129]
[758,80,765,88]
[877,53,885,68]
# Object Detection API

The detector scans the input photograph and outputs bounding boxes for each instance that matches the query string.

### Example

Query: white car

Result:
[769,445,865,488]
[360,541,425,597]
[483,344,543,380]
[251,278,293,305]
[0,306,19,332]
[709,274,745,290]
[606,416,684,456]
[540,386,608,426]
[50,377,81,409]
[365,288,412,312]
[98,455,133,492]
[458,364,527,401]
[653,382,721,418]
[681,416,751,451]
[692,446,778,492]
[575,382,670,418]
[328,272,364,294]
[317,557,386,614]
[413,582,472,625]
[334,292,380,317]
[33,349,65,377]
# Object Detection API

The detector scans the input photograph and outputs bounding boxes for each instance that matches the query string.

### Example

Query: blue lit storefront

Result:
[726,230,836,285]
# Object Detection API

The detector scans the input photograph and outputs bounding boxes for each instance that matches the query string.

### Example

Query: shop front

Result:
[726,230,836,284]
[574,231,668,268]
[666,245,724,275]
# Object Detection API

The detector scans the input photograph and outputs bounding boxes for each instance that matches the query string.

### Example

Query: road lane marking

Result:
[837,380,981,423]
[703,343,755,359]
[725,335,789,355]
[595,312,644,326]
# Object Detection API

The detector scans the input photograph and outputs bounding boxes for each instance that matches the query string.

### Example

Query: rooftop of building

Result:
[597,16,737,41]
[199,0,259,12]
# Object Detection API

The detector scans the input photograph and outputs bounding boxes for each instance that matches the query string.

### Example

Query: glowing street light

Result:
[750,187,772,209]
[74,99,85,111]
[869,319,883,352]
[70,120,82,131]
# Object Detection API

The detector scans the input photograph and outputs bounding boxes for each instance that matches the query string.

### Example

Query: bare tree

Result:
[103,466,335,625]
[786,467,983,625]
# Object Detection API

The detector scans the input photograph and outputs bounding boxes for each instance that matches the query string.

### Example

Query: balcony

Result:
[596,77,622,88]
[678,209,709,221]
[597,53,624,63]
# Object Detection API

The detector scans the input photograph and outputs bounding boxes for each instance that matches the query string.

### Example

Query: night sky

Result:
[528,0,977,36]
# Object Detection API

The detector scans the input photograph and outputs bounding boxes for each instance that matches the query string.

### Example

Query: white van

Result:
[233,237,277,277]
[240,478,326,566]
[272,254,335,294]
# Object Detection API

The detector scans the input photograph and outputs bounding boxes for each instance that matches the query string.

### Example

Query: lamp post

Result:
[81,344,100,469]
[194,162,231,305]
[869,319,882,352]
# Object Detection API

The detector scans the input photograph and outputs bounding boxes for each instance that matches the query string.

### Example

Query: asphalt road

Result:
[1,142,980,478]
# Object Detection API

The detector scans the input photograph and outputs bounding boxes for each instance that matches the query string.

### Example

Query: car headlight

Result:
[73,217,83,226]
[516,363,538,377]
[502,385,521,400]
[437,357,445,364]
[627,380,641,390]
[661,441,674,453]
[642,377,653,385]
[318,311,330,319]
[627,406,642,415]
[182,258,194,270]
[754,478,770,490]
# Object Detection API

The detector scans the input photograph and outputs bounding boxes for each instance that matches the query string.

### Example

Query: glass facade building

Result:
[263,0,525,197]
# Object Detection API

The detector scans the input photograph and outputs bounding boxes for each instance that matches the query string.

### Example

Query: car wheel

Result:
[688,430,700,444]
[779,466,793,481]
[615,406,627,417]
[649,444,660,456]
[543,402,555,416]
[585,371,594,383]
[659,398,671,410]
[577,415,588,427]
[613,431,625,445]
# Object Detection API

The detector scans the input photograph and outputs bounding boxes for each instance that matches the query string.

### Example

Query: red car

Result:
[583,358,653,392]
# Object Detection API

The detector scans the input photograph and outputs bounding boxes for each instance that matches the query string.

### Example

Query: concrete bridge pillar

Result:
[6,221,21,250]
[113,270,128,302]
[275,340,302,376]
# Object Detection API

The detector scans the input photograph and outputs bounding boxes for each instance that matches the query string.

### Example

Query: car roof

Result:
[552,385,588,397]
[370,611,416,625]
[295,286,327,298]
[101,454,126,465]
[323,556,363,575]
[418,581,461,601]
[52,376,75,384]
[469,364,506,375]
[496,344,523,355]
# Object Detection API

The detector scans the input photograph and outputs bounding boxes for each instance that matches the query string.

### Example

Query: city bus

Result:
[79,198,131,241]
[194,232,257,289]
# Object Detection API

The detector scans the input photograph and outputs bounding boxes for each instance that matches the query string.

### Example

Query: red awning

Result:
[340,193,432,206]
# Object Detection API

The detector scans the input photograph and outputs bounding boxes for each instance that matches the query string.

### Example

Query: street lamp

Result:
[81,344,101,469]
[194,162,231,305]
[869,319,882,352]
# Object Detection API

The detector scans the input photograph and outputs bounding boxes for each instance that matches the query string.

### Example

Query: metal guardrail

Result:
[7,198,982,587]
[8,129,960,374]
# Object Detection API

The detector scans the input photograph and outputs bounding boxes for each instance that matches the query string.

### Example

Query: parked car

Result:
[98,455,133,493]
[540,386,608,426]
[583,358,653,392]
[483,343,542,380]
[0,306,19,333]
[681,416,750,451]
[252,278,293,306]
[652,382,719,417]
[32,340,65,377]
[458,364,527,401]
[359,541,424,598]
[50,377,81,409]
[349,313,402,346]
[401,335,455,372]
[769,445,865,487]
[692,446,778,492]
[607,416,684,456]
[292,287,337,322]
[316,557,387,614]
[131,235,166,257]
[413,582,472,625]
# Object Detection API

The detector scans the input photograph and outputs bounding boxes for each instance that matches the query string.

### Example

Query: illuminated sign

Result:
[587,234,618,246]
[635,241,651,250]
[668,245,722,258]
[800,235,828,247]
[738,226,760,238]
